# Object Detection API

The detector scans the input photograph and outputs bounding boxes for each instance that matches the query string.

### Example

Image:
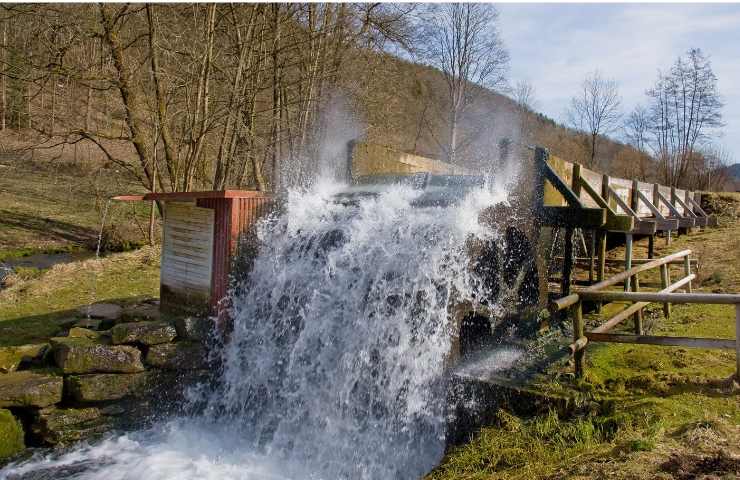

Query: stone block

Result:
[145,342,208,370]
[0,371,63,408]
[51,337,144,374]
[110,321,177,346]
[65,373,147,402]
[30,406,109,446]
[0,344,48,373]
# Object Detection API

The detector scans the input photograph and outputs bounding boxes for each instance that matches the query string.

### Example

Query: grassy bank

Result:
[0,247,160,347]
[0,154,153,258]
[430,194,740,479]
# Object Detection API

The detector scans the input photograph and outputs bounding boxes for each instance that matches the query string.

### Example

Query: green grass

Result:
[432,204,740,479]
[0,247,160,346]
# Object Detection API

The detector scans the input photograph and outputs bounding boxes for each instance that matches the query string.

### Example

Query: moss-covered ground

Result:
[430,193,740,480]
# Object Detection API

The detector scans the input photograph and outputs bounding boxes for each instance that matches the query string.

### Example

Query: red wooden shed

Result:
[115,190,273,316]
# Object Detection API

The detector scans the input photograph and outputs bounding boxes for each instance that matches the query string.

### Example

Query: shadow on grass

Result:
[0,296,153,347]
[0,209,98,248]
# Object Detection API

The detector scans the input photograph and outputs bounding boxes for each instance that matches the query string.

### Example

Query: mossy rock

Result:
[110,321,177,346]
[0,409,25,460]
[0,343,49,373]
[65,373,147,402]
[30,406,110,446]
[145,342,208,370]
[0,371,63,408]
[174,317,211,341]
[67,327,103,340]
[51,337,144,374]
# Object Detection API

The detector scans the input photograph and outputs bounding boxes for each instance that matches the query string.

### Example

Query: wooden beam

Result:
[586,333,736,350]
[590,274,695,334]
[542,162,583,207]
[578,291,740,304]
[578,178,634,232]
[539,206,606,228]
[549,249,693,312]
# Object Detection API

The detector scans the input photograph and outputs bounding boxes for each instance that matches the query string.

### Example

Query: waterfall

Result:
[1,181,512,480]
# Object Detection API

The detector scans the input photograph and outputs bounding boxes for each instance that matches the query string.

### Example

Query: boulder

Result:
[145,342,209,370]
[120,303,161,323]
[78,303,122,321]
[51,337,144,374]
[30,406,109,446]
[174,317,211,341]
[0,371,63,408]
[65,373,147,402]
[0,409,24,460]
[0,343,49,373]
[110,321,177,346]
[67,327,103,340]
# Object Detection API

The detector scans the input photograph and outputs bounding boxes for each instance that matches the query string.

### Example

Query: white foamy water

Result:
[2,182,513,480]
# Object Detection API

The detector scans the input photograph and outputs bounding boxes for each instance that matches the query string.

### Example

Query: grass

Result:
[0,156,154,255]
[0,247,160,346]
[431,193,740,480]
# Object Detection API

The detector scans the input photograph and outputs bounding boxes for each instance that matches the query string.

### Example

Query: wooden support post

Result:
[666,230,672,246]
[597,230,606,312]
[684,255,693,293]
[561,227,575,300]
[573,299,585,377]
[589,230,596,284]
[736,304,740,381]
[624,234,633,292]
[648,235,655,259]
[660,264,671,319]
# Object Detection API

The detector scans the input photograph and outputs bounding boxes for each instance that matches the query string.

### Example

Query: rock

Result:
[174,317,211,341]
[51,337,144,374]
[78,303,122,321]
[110,321,177,346]
[54,317,80,330]
[145,342,209,370]
[72,318,103,330]
[0,371,63,408]
[65,373,147,402]
[30,406,109,446]
[67,327,103,340]
[0,409,25,460]
[0,343,49,373]
[120,303,161,323]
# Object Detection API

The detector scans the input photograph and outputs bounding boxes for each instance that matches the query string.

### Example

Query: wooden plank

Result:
[590,274,695,334]
[161,202,214,299]
[736,305,740,379]
[579,179,634,231]
[578,291,740,304]
[543,162,583,207]
[539,206,606,227]
[587,333,736,350]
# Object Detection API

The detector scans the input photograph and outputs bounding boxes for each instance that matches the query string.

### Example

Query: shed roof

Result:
[113,190,271,202]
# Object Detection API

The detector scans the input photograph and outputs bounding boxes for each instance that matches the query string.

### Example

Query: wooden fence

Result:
[549,248,740,379]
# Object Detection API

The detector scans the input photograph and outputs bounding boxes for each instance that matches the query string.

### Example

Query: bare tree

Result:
[420,3,508,164]
[512,79,537,111]
[567,71,621,168]
[647,48,723,187]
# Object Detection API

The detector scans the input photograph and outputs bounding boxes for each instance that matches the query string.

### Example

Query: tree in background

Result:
[622,105,653,180]
[567,71,621,169]
[419,3,508,164]
[647,48,724,187]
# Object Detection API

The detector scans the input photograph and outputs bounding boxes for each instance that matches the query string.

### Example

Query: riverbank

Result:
[429,193,740,479]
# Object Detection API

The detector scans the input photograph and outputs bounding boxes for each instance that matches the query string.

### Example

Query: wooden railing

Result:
[550,249,740,379]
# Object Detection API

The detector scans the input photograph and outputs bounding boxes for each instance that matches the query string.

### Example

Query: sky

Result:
[497,3,740,164]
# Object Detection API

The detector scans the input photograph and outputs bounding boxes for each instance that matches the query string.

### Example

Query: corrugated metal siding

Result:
[161,202,214,301]
[197,196,274,312]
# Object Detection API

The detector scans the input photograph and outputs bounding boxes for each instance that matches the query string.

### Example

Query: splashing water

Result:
[2,181,513,480]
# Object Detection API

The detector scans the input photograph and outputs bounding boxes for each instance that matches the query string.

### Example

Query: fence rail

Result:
[550,248,740,379]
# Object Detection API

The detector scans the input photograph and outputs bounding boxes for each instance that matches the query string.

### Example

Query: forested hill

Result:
[0,4,663,192]
[345,51,649,181]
